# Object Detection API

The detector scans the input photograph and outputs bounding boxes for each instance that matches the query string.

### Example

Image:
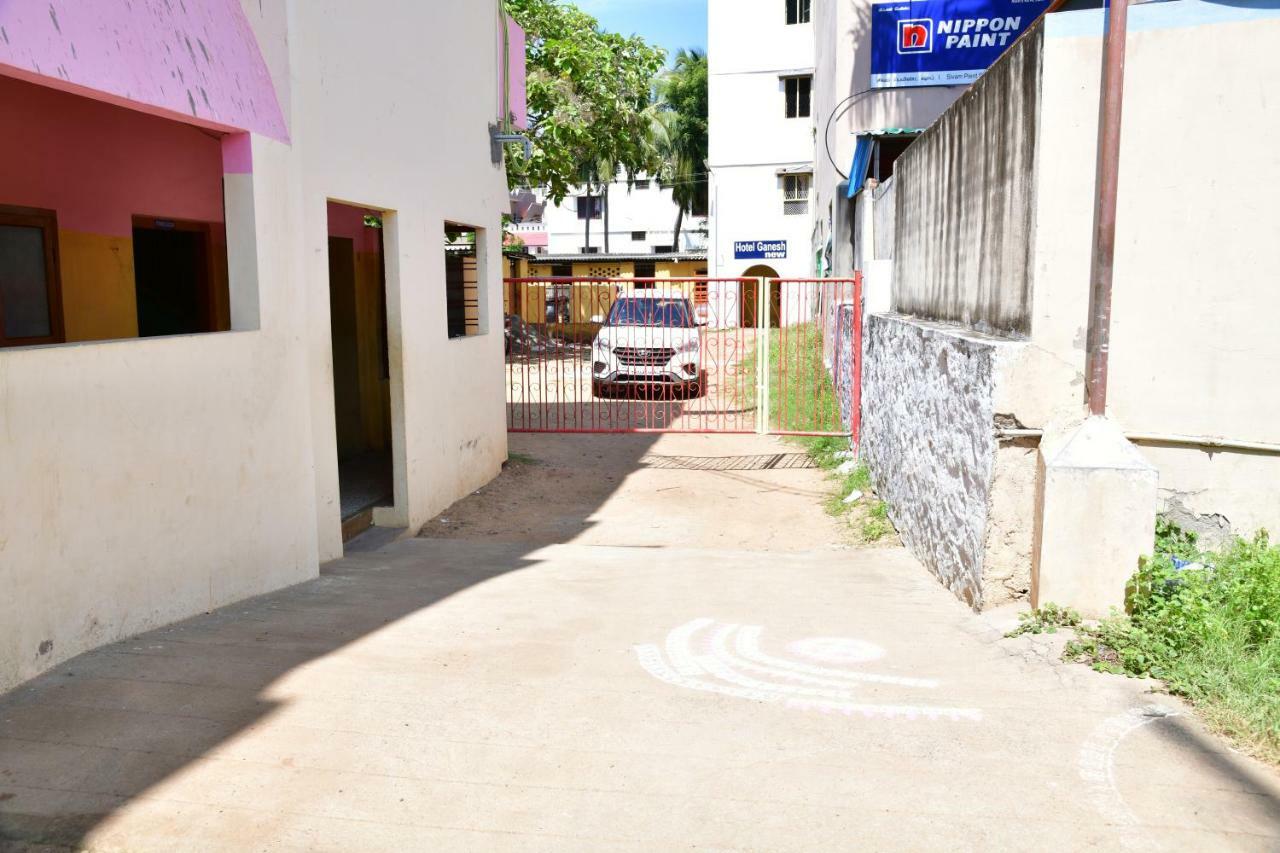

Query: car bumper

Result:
[593,356,701,385]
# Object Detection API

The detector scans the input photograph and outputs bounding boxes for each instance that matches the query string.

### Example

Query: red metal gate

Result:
[504,276,861,439]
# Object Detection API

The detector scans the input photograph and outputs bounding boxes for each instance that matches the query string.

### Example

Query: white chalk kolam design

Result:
[1078,705,1180,851]
[634,618,983,722]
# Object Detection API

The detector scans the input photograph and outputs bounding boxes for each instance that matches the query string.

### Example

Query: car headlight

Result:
[594,340,612,354]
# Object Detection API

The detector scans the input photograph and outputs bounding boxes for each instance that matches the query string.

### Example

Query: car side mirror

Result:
[590,314,604,324]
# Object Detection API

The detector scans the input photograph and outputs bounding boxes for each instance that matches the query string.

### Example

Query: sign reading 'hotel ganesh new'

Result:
[869,0,1051,89]
[734,240,788,260]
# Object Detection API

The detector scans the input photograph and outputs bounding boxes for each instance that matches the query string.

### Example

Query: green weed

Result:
[1005,603,1083,637]
[505,452,539,466]
[1046,521,1280,764]
[738,324,844,434]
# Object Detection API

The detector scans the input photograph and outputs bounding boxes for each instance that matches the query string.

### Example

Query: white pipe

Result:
[994,428,1280,456]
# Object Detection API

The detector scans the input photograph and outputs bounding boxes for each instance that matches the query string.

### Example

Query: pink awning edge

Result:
[506,17,527,131]
[0,0,289,142]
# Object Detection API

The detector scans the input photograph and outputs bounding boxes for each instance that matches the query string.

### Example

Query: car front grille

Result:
[614,347,676,366]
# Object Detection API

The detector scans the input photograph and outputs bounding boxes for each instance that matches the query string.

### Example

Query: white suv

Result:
[591,294,705,398]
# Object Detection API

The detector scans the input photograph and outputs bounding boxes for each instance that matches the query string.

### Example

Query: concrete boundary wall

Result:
[891,25,1042,336]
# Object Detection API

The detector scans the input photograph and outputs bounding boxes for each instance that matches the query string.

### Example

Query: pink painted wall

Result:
[327,202,383,254]
[0,0,287,141]
[507,18,527,131]
[0,74,225,237]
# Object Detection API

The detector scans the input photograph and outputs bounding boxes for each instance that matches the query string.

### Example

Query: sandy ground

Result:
[2,434,1279,851]
[424,432,848,552]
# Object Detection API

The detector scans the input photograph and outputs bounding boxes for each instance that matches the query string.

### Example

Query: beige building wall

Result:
[1029,4,1280,541]
[0,0,512,692]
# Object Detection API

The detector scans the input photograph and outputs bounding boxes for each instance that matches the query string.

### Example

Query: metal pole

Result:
[1085,0,1130,417]
[752,277,762,432]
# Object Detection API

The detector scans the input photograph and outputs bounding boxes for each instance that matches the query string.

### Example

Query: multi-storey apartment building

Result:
[707,0,817,290]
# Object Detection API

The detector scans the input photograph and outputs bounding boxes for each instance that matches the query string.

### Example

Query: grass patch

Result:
[793,439,896,546]
[505,452,540,467]
[739,323,844,434]
[1032,519,1280,764]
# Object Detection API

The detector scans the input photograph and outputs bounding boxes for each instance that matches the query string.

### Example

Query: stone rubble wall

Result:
[862,313,1029,610]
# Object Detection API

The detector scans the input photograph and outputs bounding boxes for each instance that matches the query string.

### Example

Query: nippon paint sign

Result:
[734,240,787,260]
[870,0,1050,89]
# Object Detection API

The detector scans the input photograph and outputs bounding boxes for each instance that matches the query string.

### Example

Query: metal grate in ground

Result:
[638,453,817,472]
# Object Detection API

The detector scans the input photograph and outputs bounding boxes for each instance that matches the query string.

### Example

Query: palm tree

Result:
[656,49,708,250]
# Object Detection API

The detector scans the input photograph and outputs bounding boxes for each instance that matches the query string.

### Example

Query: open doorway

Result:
[132,216,229,337]
[740,264,781,328]
[327,202,393,540]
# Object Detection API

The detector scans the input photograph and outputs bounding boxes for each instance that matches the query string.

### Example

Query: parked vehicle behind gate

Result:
[590,294,706,398]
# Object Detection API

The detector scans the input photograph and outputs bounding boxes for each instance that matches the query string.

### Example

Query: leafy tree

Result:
[504,0,666,209]
[656,49,708,249]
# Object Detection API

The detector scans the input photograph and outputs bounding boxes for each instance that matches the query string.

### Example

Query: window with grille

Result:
[786,0,812,25]
[575,196,602,220]
[784,76,812,119]
[783,174,811,216]
[634,260,657,279]
[550,262,573,278]
[444,223,483,339]
[631,231,647,242]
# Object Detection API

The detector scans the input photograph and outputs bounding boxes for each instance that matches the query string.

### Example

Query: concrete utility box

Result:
[1032,417,1159,618]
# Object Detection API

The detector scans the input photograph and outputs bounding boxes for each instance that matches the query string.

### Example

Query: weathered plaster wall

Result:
[892,25,1042,337]
[862,313,1029,609]
[1029,2,1280,539]
[0,0,512,692]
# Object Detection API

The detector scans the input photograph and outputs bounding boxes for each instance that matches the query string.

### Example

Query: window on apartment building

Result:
[652,245,675,254]
[580,246,600,254]
[783,173,811,216]
[633,179,651,190]
[444,223,483,339]
[784,76,812,119]
[0,206,64,347]
[631,231,647,242]
[634,260,657,279]
[576,196,603,220]
[786,0,812,25]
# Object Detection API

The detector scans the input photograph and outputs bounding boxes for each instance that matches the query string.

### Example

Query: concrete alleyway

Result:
[1,434,1278,851]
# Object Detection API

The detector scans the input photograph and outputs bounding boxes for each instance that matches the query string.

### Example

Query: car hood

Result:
[594,326,698,348]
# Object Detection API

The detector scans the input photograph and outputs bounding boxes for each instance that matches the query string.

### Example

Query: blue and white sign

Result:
[734,240,787,260]
[870,0,1050,89]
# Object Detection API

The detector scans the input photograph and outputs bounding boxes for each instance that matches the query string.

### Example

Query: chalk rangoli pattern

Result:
[634,618,982,722]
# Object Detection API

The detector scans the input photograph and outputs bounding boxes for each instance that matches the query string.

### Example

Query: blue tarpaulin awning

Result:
[847,136,874,199]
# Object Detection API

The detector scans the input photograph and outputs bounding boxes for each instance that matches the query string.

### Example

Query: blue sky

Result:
[576,0,707,62]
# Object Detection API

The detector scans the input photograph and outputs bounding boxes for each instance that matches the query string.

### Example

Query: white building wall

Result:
[0,0,511,692]
[539,178,707,256]
[708,0,815,282]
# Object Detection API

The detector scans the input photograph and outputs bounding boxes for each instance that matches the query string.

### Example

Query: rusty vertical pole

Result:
[1085,0,1131,416]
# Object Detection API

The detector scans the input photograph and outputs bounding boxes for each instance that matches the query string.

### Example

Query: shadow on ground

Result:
[0,437,669,850]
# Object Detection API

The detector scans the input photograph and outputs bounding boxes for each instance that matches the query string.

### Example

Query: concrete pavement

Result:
[1,434,1278,851]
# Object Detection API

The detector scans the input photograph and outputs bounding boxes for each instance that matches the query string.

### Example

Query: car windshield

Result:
[606,298,692,328]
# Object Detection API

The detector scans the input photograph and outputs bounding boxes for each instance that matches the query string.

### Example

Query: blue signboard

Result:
[870,0,1049,89]
[734,240,787,260]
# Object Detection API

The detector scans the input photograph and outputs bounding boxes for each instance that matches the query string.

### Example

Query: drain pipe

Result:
[996,428,1280,456]
[1084,0,1132,415]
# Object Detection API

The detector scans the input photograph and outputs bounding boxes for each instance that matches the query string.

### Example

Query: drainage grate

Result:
[639,453,817,472]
